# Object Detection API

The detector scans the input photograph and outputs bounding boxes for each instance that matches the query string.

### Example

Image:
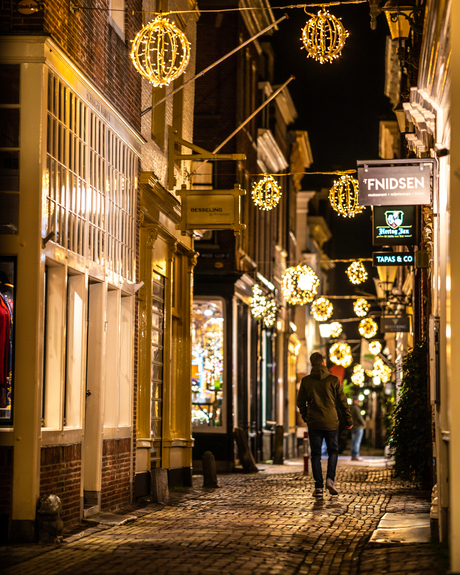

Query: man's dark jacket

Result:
[296,365,352,430]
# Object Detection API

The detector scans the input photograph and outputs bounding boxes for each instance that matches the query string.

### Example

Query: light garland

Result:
[130,16,191,87]
[351,364,365,385]
[311,297,334,322]
[263,299,277,328]
[358,317,378,339]
[369,340,382,355]
[329,321,343,338]
[353,298,370,317]
[301,9,349,64]
[346,260,368,284]
[250,284,267,321]
[329,341,353,368]
[252,175,282,210]
[373,357,392,383]
[329,175,364,218]
[282,265,320,306]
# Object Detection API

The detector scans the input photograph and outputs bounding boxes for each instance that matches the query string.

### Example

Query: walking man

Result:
[297,352,353,497]
[350,397,366,461]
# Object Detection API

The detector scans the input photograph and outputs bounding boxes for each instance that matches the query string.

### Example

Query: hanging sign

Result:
[372,205,419,246]
[176,184,246,234]
[373,252,415,266]
[357,160,432,206]
[380,315,411,333]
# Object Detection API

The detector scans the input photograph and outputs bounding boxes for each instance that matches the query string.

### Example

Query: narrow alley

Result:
[2,458,446,575]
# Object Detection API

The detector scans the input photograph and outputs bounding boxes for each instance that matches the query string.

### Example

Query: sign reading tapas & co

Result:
[357,160,434,206]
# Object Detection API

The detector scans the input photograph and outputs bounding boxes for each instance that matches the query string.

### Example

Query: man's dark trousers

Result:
[309,429,339,489]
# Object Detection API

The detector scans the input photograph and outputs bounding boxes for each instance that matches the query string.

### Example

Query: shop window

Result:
[151,272,164,465]
[192,298,225,431]
[104,290,134,428]
[0,257,15,423]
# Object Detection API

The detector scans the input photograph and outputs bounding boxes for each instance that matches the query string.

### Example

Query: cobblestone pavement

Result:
[1,458,448,575]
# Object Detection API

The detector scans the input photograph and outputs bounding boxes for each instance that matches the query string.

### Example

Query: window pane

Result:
[0,109,19,148]
[0,65,20,105]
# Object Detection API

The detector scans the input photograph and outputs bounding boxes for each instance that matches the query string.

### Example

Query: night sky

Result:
[269,2,394,327]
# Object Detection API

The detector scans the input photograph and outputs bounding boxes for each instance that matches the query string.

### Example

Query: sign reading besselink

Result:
[372,205,419,246]
[357,164,431,206]
[373,252,415,266]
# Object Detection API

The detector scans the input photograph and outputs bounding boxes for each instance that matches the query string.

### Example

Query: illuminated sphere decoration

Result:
[130,16,191,87]
[263,299,277,329]
[282,265,320,306]
[252,175,282,210]
[351,364,365,385]
[310,297,334,322]
[346,260,368,285]
[301,9,349,64]
[353,298,370,318]
[369,340,382,355]
[374,357,392,383]
[250,284,267,321]
[329,342,353,368]
[359,317,378,339]
[329,321,343,338]
[329,175,364,218]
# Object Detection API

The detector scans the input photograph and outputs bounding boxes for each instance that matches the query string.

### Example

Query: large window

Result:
[192,299,225,430]
[46,70,137,281]
[0,257,15,423]
[150,272,165,465]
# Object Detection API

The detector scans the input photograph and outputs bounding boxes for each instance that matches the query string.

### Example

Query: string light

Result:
[301,9,349,64]
[252,175,282,210]
[353,298,370,317]
[359,317,378,339]
[369,340,382,355]
[250,284,267,321]
[351,364,365,385]
[282,265,320,305]
[329,321,343,338]
[329,342,353,368]
[329,175,364,218]
[346,260,368,284]
[310,297,334,321]
[263,299,277,328]
[130,16,191,86]
[373,357,392,383]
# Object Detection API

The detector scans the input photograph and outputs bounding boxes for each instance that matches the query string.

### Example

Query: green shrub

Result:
[388,339,432,487]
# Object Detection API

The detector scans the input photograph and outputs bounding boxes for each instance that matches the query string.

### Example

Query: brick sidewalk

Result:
[1,458,448,575]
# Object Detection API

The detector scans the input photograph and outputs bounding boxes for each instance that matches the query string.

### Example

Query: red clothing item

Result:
[0,298,10,388]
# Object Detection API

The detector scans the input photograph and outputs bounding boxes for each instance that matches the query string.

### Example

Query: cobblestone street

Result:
[1,458,447,575]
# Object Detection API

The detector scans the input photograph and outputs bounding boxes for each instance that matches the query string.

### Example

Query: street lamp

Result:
[374,264,398,302]
[382,0,415,40]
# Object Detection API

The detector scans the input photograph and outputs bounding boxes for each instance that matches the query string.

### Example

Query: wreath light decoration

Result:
[282,265,320,306]
[301,9,349,64]
[329,175,364,218]
[252,175,282,210]
[310,297,334,322]
[359,317,378,339]
[346,261,368,285]
[351,364,365,385]
[130,16,191,87]
[353,298,370,318]
[369,340,382,355]
[329,341,353,368]
[329,321,343,338]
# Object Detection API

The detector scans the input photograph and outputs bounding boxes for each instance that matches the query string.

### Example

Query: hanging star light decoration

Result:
[329,341,353,368]
[310,297,334,322]
[369,340,382,355]
[353,298,370,318]
[252,175,282,210]
[329,321,343,338]
[358,317,378,339]
[130,15,191,87]
[250,284,267,321]
[282,265,320,306]
[301,9,349,64]
[346,261,368,285]
[351,364,365,385]
[329,175,364,218]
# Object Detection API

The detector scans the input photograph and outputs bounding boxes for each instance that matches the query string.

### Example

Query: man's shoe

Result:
[351,456,363,461]
[313,488,323,497]
[326,478,338,495]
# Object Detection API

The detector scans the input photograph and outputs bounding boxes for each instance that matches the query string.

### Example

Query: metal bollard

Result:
[303,431,310,475]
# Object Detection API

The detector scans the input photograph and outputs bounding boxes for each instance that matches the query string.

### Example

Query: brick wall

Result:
[0,0,142,131]
[101,438,131,510]
[40,444,82,526]
[0,447,13,516]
